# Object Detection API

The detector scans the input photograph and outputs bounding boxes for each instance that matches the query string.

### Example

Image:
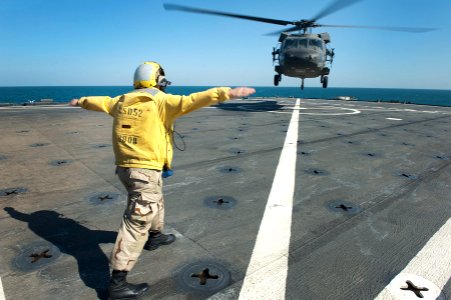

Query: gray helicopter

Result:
[164,0,434,89]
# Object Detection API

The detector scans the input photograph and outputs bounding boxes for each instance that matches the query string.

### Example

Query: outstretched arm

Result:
[69,96,116,114]
[163,86,255,119]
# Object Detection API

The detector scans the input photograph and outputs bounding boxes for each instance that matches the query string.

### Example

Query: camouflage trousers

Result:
[110,166,165,271]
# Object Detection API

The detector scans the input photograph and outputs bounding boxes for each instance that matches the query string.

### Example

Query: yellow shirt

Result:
[78,87,231,170]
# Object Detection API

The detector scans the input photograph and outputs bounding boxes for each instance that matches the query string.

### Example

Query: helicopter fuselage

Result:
[274,34,330,79]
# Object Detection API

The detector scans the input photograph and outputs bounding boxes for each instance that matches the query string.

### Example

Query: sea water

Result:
[0,86,450,107]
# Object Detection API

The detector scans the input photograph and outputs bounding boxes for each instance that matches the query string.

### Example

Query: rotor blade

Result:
[319,24,436,33]
[311,0,362,22]
[265,26,301,36]
[164,3,293,26]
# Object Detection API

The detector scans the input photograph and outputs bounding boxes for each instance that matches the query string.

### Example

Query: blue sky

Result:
[1,0,450,89]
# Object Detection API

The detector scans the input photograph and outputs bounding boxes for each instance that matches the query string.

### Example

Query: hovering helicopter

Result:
[164,0,434,89]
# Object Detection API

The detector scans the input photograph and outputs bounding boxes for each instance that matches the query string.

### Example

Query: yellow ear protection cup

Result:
[133,61,162,89]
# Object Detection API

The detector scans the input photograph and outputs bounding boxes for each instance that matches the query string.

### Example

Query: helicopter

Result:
[164,0,434,89]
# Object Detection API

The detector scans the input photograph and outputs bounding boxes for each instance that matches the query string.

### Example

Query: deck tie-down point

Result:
[229,148,245,155]
[191,268,219,285]
[50,159,73,166]
[305,169,329,176]
[98,195,113,202]
[401,280,429,298]
[175,261,231,294]
[204,196,236,210]
[29,249,52,263]
[218,166,241,174]
[397,172,417,180]
[95,144,111,148]
[89,192,120,205]
[336,204,352,212]
[388,273,444,299]
[30,143,50,147]
[435,155,449,160]
[327,200,361,214]
[214,198,229,205]
[299,151,310,156]
[13,241,61,272]
[0,187,27,197]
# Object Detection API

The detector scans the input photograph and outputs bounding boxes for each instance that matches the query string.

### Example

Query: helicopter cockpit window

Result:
[309,39,323,50]
[283,39,309,49]
[283,39,297,49]
[298,39,308,48]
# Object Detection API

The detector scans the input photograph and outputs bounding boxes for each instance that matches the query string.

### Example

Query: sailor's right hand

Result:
[228,87,256,99]
[69,98,79,106]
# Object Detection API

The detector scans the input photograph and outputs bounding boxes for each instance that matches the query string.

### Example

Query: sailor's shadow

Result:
[4,207,116,300]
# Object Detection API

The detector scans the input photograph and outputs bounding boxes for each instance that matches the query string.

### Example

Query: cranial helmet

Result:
[133,61,171,89]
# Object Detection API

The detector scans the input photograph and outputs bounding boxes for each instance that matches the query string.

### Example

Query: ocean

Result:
[0,86,450,107]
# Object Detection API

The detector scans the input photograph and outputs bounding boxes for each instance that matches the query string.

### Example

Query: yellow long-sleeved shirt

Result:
[78,87,231,170]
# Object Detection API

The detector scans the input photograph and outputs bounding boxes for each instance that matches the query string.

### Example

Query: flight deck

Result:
[0,98,450,300]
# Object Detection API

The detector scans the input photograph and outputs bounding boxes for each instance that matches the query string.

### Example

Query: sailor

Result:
[70,61,255,300]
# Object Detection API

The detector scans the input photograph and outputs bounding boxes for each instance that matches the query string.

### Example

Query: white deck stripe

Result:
[374,218,451,300]
[0,277,6,300]
[238,98,300,300]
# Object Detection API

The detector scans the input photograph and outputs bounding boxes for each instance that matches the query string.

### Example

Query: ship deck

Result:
[0,98,450,300]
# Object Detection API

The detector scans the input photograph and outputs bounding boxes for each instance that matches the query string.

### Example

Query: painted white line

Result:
[374,217,451,300]
[237,98,300,299]
[0,276,6,300]
[238,104,360,115]
[298,107,360,115]
[386,117,403,121]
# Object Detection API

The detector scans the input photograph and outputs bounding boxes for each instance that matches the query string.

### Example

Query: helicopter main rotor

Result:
[164,0,435,90]
[164,0,435,34]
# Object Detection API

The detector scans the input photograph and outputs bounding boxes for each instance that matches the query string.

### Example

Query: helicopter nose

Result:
[287,52,317,61]
[285,53,318,67]
[303,54,316,61]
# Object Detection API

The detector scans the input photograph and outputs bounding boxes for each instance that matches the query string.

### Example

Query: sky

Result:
[0,0,450,89]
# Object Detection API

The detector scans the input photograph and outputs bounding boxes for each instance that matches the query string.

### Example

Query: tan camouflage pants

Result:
[110,167,165,271]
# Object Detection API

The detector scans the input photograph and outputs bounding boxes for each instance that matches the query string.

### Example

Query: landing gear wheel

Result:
[322,76,328,88]
[274,74,281,86]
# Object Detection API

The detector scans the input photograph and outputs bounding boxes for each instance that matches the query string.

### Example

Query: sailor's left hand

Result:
[228,87,256,99]
[69,99,79,106]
